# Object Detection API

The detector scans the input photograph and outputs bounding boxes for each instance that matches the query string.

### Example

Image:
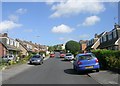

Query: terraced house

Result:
[98,24,120,50]
[0,33,21,57]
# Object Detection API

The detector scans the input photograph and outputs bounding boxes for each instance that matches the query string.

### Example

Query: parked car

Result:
[2,55,15,62]
[29,55,43,65]
[60,52,66,58]
[73,53,100,72]
[64,53,74,61]
[50,53,55,58]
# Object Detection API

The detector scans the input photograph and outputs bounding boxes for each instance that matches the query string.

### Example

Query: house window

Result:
[100,38,102,43]
[113,30,117,38]
[103,35,107,42]
[108,32,112,40]
[10,40,13,45]
[7,38,10,44]
[16,42,19,48]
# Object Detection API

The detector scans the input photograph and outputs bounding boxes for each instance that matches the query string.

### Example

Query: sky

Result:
[0,0,119,46]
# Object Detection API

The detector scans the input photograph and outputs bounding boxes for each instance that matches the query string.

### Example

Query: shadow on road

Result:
[64,69,90,75]
[61,59,70,62]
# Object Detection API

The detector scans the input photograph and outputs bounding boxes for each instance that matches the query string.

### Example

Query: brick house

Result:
[79,40,87,52]
[98,24,120,50]
[0,41,7,57]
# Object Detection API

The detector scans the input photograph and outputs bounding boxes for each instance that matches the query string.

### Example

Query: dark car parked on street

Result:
[29,55,43,65]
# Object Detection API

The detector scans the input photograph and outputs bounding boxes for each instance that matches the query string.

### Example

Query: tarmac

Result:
[0,57,119,85]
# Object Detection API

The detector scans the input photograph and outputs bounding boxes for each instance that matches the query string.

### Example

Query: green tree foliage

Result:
[48,46,54,52]
[65,40,80,55]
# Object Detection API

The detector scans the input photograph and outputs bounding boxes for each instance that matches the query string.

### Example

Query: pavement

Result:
[0,56,119,85]
[88,70,119,85]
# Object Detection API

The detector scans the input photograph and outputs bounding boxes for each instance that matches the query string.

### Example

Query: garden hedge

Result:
[92,50,120,70]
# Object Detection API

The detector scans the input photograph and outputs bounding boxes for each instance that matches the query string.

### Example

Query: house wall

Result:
[81,44,87,51]
[0,43,7,57]
[19,44,28,56]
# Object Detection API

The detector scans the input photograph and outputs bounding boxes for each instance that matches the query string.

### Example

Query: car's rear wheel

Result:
[96,69,99,72]
[73,65,76,70]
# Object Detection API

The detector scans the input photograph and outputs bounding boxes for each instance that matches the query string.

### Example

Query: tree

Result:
[65,40,80,55]
[48,46,54,52]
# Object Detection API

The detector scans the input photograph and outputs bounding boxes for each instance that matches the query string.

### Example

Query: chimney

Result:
[30,41,32,43]
[95,33,98,38]
[3,33,8,37]
[114,23,120,28]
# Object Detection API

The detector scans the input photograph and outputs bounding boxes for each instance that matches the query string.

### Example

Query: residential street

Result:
[2,57,101,84]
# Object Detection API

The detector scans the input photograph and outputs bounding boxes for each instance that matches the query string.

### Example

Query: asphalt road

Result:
[3,56,101,84]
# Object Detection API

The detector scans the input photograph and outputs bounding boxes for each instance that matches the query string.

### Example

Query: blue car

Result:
[73,53,100,72]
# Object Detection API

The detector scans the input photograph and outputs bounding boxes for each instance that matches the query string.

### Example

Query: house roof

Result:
[16,39,32,52]
[98,38,118,49]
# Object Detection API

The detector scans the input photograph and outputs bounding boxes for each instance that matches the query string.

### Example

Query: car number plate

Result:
[85,66,93,69]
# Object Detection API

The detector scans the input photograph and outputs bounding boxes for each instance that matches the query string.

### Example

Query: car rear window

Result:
[78,54,95,60]
[66,54,72,56]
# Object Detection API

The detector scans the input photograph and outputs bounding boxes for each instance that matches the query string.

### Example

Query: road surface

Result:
[3,57,101,84]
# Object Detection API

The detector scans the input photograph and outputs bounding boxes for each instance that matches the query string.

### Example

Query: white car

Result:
[64,53,74,60]
[2,55,15,62]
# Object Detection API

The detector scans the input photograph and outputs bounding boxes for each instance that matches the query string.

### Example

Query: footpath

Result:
[88,70,119,85]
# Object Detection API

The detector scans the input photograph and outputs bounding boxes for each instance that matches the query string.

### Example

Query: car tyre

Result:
[96,69,99,72]
[73,65,76,71]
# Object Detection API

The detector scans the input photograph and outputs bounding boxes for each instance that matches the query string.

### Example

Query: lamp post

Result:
[36,36,40,54]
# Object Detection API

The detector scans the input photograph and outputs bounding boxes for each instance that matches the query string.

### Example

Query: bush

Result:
[92,50,120,70]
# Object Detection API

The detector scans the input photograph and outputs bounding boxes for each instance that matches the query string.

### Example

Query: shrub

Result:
[92,50,120,70]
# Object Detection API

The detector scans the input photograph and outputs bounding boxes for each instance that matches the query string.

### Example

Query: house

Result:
[16,39,33,56]
[98,24,120,50]
[0,41,7,57]
[0,33,21,57]
[86,32,105,51]
[79,40,87,52]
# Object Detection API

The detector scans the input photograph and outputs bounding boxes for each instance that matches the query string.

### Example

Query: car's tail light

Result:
[95,59,99,63]
[77,61,82,65]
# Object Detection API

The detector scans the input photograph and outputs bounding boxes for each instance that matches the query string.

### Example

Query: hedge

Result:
[92,50,120,70]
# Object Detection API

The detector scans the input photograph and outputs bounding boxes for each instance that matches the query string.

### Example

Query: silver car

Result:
[29,55,43,65]
[64,53,74,61]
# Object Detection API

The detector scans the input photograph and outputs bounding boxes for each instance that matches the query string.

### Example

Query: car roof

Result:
[77,53,93,56]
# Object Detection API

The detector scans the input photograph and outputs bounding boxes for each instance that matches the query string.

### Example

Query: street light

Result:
[36,36,40,54]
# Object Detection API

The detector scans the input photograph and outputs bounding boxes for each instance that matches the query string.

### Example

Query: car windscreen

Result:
[78,54,95,60]
[66,54,72,56]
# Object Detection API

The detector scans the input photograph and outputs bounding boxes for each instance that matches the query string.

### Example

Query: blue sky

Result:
[1,1,119,46]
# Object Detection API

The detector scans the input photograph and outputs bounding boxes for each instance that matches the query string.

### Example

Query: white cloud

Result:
[52,24,74,33]
[8,15,19,22]
[50,0,105,18]
[0,20,22,32]
[16,8,27,14]
[82,16,100,26]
